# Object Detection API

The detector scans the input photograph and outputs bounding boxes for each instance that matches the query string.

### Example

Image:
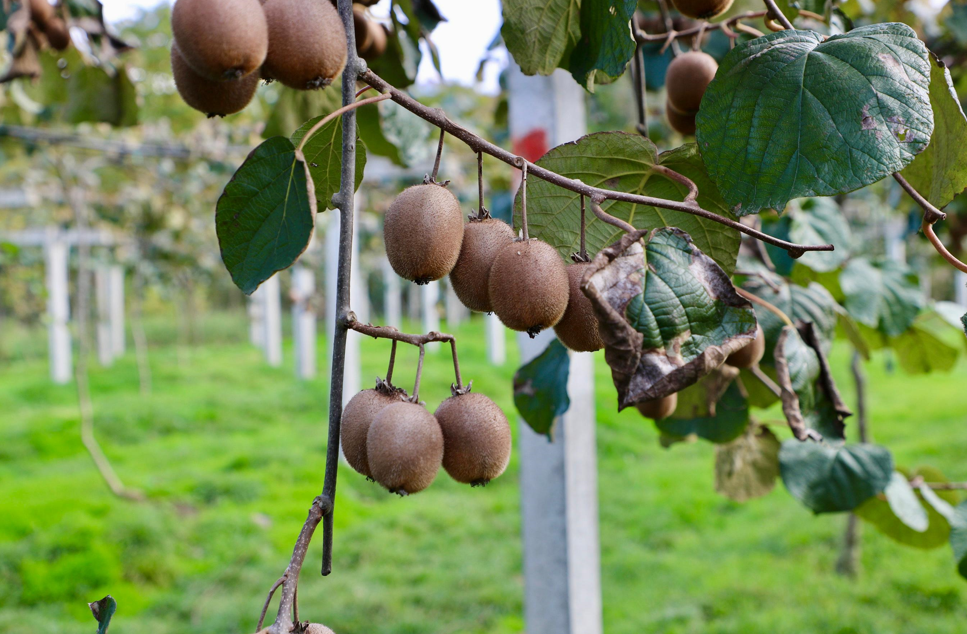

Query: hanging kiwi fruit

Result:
[261,0,348,90]
[367,401,445,495]
[28,0,55,29]
[449,215,515,313]
[635,393,679,420]
[43,16,70,51]
[666,100,697,136]
[489,238,570,336]
[171,0,268,81]
[352,4,373,55]
[553,261,604,352]
[360,20,388,61]
[435,391,512,486]
[726,324,765,368]
[341,379,407,479]
[171,44,261,117]
[384,183,465,285]
[671,0,735,20]
[665,50,718,114]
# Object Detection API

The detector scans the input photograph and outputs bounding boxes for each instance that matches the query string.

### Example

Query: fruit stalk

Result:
[633,10,768,43]
[892,173,967,274]
[762,0,795,30]
[431,127,446,183]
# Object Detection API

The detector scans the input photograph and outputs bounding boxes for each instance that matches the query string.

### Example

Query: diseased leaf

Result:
[900,55,967,209]
[520,133,740,274]
[780,441,893,514]
[584,227,756,409]
[89,595,117,634]
[657,380,749,444]
[215,137,317,294]
[501,0,581,76]
[762,198,852,275]
[696,24,933,216]
[668,364,739,420]
[714,424,781,502]
[291,116,366,211]
[568,0,637,91]
[513,339,571,437]
[840,257,922,337]
[774,327,819,441]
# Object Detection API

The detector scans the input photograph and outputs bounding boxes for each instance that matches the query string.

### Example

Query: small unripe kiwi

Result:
[666,100,696,136]
[671,0,735,19]
[43,16,70,51]
[171,45,260,117]
[553,262,604,352]
[171,0,268,81]
[262,0,347,90]
[352,5,373,55]
[384,184,465,285]
[635,393,678,420]
[435,392,512,486]
[341,384,405,479]
[367,401,444,495]
[360,20,388,60]
[28,0,54,28]
[726,324,765,368]
[665,51,718,114]
[488,239,569,336]
[449,218,515,312]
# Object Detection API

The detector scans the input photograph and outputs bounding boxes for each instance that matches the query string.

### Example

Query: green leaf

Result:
[696,23,933,216]
[763,198,852,275]
[900,55,967,209]
[520,133,740,274]
[780,441,893,514]
[89,595,117,634]
[584,227,757,408]
[513,339,571,438]
[357,100,432,168]
[856,472,945,548]
[951,502,967,580]
[714,424,782,503]
[262,86,342,140]
[568,0,636,91]
[215,137,317,295]
[500,0,582,76]
[65,64,138,127]
[657,381,749,444]
[889,309,961,374]
[743,275,839,362]
[357,102,405,166]
[368,20,422,88]
[840,257,922,337]
[291,116,366,211]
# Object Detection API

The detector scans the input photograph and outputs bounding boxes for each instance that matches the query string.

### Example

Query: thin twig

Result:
[348,318,456,346]
[734,22,766,38]
[295,93,391,154]
[430,127,445,182]
[256,575,287,632]
[922,482,967,491]
[590,199,636,234]
[449,340,464,391]
[634,10,769,43]
[412,344,426,402]
[386,339,398,385]
[748,365,782,398]
[892,173,967,272]
[271,497,328,633]
[655,0,682,55]
[736,287,794,327]
[518,158,530,240]
[630,44,648,137]
[734,269,781,292]
[651,164,699,203]
[922,220,967,273]
[476,151,487,216]
[763,0,795,30]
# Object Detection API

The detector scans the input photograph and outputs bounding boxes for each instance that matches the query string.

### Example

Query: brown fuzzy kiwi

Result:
[384,184,465,285]
[262,0,347,90]
[43,17,70,51]
[257,625,334,634]
[361,20,388,60]
[671,0,734,20]
[28,0,54,28]
[635,393,678,420]
[448,218,515,312]
[171,0,268,81]
[488,238,569,336]
[726,324,765,368]
[352,4,373,55]
[171,45,260,117]
[435,392,512,486]
[341,381,406,479]
[665,51,718,114]
[367,401,444,495]
[666,99,697,136]
[553,262,604,352]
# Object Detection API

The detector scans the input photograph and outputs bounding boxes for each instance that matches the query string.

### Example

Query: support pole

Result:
[292,264,317,380]
[486,313,505,366]
[327,208,361,406]
[249,287,265,350]
[109,265,125,357]
[381,256,401,328]
[444,278,467,328]
[262,273,283,367]
[45,231,72,384]
[421,280,441,352]
[95,265,113,366]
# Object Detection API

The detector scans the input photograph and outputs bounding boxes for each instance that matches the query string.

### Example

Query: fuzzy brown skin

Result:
[341,388,403,478]
[488,239,569,335]
[171,45,259,117]
[665,51,718,114]
[666,99,697,136]
[671,0,734,19]
[367,402,444,495]
[43,16,70,51]
[361,21,388,60]
[635,393,678,420]
[384,184,465,284]
[449,219,515,312]
[28,0,54,28]
[726,324,765,368]
[435,392,512,485]
[171,0,268,81]
[262,0,347,90]
[553,262,605,352]
[352,5,373,55]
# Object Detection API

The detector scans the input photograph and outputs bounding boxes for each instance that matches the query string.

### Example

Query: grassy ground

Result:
[0,312,964,633]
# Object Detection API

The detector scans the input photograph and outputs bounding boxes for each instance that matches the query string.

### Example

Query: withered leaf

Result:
[715,424,782,503]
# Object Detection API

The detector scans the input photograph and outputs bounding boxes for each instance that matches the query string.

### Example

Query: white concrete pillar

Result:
[95,265,113,366]
[45,234,72,384]
[292,264,317,380]
[109,265,125,357]
[509,63,602,634]
[422,280,441,352]
[884,217,906,265]
[382,256,402,328]
[327,203,362,407]
[486,312,505,366]
[249,289,265,350]
[444,278,468,328]
[261,274,283,367]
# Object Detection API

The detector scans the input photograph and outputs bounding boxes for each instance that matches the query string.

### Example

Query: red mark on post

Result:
[512,129,549,163]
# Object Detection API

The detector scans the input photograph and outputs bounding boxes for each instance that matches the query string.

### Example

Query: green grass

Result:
[0,313,965,633]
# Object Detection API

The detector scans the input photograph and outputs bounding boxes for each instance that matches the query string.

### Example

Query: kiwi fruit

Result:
[262,0,347,90]
[435,392,512,486]
[367,401,444,495]
[671,0,735,20]
[171,44,260,117]
[341,383,405,478]
[171,0,268,81]
[665,51,718,114]
[553,262,604,352]
[635,393,678,420]
[488,238,569,336]
[384,184,465,285]
[352,4,373,55]
[28,0,54,28]
[448,218,515,312]
[43,17,70,51]
[726,324,765,368]
[361,20,388,60]
[666,100,697,136]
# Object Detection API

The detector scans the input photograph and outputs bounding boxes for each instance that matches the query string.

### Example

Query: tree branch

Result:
[763,0,795,30]
[633,11,769,43]
[268,496,328,634]
[892,173,967,273]
[358,69,834,257]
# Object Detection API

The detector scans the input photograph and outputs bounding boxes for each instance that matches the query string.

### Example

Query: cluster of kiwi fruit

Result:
[342,377,512,494]
[664,50,718,135]
[25,0,71,52]
[170,0,350,117]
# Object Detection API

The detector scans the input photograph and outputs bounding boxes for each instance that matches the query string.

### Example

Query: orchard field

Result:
[1,313,964,634]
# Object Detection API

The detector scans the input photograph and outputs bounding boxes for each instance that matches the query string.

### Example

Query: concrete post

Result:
[95,265,113,366]
[249,289,265,350]
[381,256,402,328]
[956,271,967,308]
[884,217,906,265]
[444,278,468,328]
[422,280,441,352]
[292,264,317,380]
[45,233,72,384]
[109,265,125,356]
[262,273,283,367]
[486,313,506,366]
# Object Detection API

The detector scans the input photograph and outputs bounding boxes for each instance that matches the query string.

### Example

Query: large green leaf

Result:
[216,137,317,295]
[501,0,581,76]
[584,227,756,408]
[696,23,933,216]
[568,0,636,91]
[889,309,961,374]
[657,381,749,444]
[291,116,366,212]
[840,257,922,337]
[513,339,571,438]
[780,441,893,514]
[900,55,967,209]
[857,469,961,550]
[763,198,852,275]
[714,424,782,503]
[520,133,740,274]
